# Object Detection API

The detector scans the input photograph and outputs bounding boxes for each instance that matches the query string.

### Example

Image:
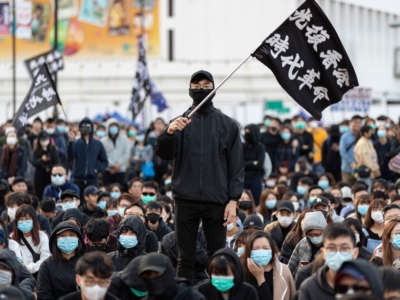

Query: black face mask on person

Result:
[87,243,108,252]
[147,213,160,225]
[189,89,215,106]
[239,201,252,210]
[80,123,92,136]
[143,267,176,299]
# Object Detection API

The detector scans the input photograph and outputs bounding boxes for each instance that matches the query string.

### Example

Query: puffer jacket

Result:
[197,248,258,300]
[156,105,244,205]
[108,216,146,271]
[288,237,319,276]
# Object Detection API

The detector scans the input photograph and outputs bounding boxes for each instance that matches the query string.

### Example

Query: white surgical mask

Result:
[82,284,107,300]
[371,210,384,224]
[46,128,55,134]
[0,270,12,286]
[6,136,17,146]
[40,140,50,147]
[277,216,293,228]
[292,202,299,211]
[227,223,234,231]
[7,207,16,222]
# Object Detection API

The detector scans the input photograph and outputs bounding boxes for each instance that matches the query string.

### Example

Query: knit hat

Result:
[301,211,327,233]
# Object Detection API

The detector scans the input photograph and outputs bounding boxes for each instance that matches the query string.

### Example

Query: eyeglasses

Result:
[335,284,370,294]
[82,277,111,288]
[142,193,155,196]
[325,246,353,253]
[52,173,64,177]
[191,83,213,89]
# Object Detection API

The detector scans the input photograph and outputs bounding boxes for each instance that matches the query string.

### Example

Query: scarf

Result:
[1,145,18,177]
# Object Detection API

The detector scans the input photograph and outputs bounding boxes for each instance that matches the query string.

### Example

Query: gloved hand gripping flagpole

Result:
[187,54,253,119]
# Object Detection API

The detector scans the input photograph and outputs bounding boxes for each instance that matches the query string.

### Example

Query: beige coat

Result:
[354,136,380,176]
[272,258,296,300]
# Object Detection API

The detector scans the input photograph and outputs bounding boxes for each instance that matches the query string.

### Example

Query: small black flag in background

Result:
[24,49,64,79]
[252,0,358,120]
[13,64,61,130]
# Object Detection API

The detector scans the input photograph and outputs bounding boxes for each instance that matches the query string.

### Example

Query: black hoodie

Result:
[108,216,147,271]
[197,248,258,300]
[243,124,265,179]
[37,221,85,300]
[108,256,147,300]
[0,249,35,300]
[68,117,108,184]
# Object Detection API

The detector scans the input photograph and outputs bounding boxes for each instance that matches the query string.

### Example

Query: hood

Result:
[118,216,146,251]
[62,208,89,227]
[78,117,94,136]
[0,249,19,280]
[335,260,384,300]
[244,124,260,145]
[49,221,84,255]
[118,255,146,291]
[209,247,243,284]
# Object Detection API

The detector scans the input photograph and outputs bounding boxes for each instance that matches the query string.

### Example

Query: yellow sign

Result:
[0,0,160,60]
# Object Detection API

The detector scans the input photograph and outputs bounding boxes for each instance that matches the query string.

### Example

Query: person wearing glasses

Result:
[60,251,118,300]
[297,223,359,300]
[43,165,80,201]
[156,70,244,282]
[140,181,158,205]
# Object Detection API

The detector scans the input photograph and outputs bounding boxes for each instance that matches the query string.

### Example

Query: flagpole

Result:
[187,54,253,118]
[12,0,16,117]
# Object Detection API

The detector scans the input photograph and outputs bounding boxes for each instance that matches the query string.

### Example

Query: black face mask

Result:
[80,124,92,136]
[239,201,252,210]
[143,268,176,298]
[189,88,215,106]
[244,132,253,144]
[147,213,160,224]
[87,243,108,252]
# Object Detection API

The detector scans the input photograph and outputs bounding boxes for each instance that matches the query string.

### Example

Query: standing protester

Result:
[292,116,314,161]
[68,118,108,199]
[156,70,244,280]
[354,126,380,179]
[260,118,282,172]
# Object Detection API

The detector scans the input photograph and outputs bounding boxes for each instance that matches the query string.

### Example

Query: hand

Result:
[167,117,191,135]
[302,144,308,150]
[7,177,14,185]
[247,258,265,286]
[223,200,237,227]
[69,130,76,142]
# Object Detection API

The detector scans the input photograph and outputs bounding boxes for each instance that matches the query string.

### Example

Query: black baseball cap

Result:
[84,185,99,197]
[243,214,264,230]
[190,70,214,86]
[138,253,169,275]
[12,177,27,186]
[276,200,295,213]
[310,197,330,209]
[61,189,79,200]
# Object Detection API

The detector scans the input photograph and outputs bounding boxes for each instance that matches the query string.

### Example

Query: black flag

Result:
[24,49,64,79]
[252,0,358,120]
[129,35,151,120]
[13,64,61,129]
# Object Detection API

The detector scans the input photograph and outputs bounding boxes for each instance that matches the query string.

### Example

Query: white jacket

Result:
[9,231,51,274]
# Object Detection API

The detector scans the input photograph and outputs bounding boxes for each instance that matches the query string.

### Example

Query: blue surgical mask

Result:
[109,126,119,135]
[63,201,76,211]
[118,207,125,217]
[264,120,271,127]
[377,130,386,138]
[357,204,369,216]
[110,191,120,199]
[265,199,277,209]
[237,246,245,257]
[97,200,106,210]
[57,125,65,133]
[97,131,106,138]
[308,235,323,245]
[136,135,145,143]
[369,123,376,130]
[17,220,33,233]
[281,132,291,140]
[325,251,353,272]
[318,180,329,189]
[296,121,306,129]
[142,195,156,204]
[309,196,318,205]
[297,186,307,195]
[211,275,235,292]
[392,235,400,250]
[250,249,272,266]
[51,175,65,186]
[128,130,137,137]
[340,126,349,134]
[386,123,391,129]
[107,210,118,217]
[119,235,138,249]
[57,236,79,254]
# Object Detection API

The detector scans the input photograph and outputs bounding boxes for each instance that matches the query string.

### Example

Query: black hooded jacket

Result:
[37,221,85,300]
[108,216,147,271]
[243,124,265,179]
[108,256,147,300]
[68,118,108,184]
[197,248,258,300]
[156,89,244,205]
[0,249,35,300]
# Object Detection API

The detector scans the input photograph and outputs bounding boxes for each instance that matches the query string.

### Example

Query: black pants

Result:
[102,171,126,188]
[175,199,226,279]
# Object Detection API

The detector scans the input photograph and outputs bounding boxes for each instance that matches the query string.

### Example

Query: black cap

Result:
[0,286,26,300]
[243,214,264,230]
[190,70,214,86]
[38,131,49,140]
[12,177,26,186]
[276,200,295,213]
[84,185,99,197]
[310,197,330,209]
[138,253,169,275]
[61,189,79,200]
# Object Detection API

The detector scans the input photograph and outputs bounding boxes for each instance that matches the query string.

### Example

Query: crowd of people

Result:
[1,82,400,300]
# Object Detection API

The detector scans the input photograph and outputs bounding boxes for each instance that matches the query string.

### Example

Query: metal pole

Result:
[12,0,16,117]
[187,54,253,118]
[53,0,58,118]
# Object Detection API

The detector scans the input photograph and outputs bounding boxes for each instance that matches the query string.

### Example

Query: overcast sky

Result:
[341,0,400,15]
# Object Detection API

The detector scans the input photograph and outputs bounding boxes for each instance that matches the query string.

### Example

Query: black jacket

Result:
[156,105,244,205]
[260,131,281,172]
[298,266,334,300]
[37,221,85,300]
[293,131,314,159]
[147,219,172,241]
[161,231,208,283]
[265,221,294,250]
[60,291,120,300]
[0,249,35,300]
[243,124,265,179]
[145,229,159,253]
[197,248,258,300]
[68,118,108,184]
[108,256,147,300]
[108,216,146,271]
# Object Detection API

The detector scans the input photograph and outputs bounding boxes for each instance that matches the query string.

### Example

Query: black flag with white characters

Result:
[24,49,64,79]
